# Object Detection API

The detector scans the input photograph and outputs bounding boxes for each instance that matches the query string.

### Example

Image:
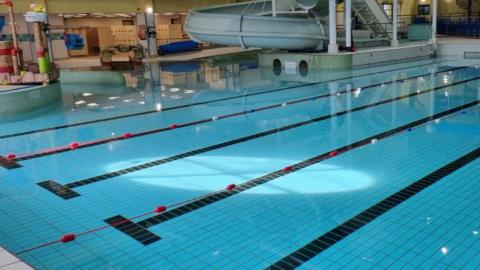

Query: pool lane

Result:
[104,102,480,246]
[21,82,478,236]
[14,103,480,269]
[34,72,480,197]
[0,59,448,141]
[116,109,480,269]
[2,63,477,169]
[4,64,469,165]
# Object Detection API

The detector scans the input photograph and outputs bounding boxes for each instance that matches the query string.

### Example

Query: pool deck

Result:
[0,246,33,270]
[53,37,480,70]
[55,47,258,69]
[145,46,259,62]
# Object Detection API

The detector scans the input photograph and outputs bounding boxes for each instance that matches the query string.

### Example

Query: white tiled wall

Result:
[353,44,432,66]
[438,42,480,57]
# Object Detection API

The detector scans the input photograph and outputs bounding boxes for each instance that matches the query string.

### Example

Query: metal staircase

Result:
[456,0,480,16]
[351,0,392,39]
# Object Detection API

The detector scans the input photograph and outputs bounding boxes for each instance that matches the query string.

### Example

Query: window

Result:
[418,5,430,15]
[382,2,401,19]
[383,3,392,17]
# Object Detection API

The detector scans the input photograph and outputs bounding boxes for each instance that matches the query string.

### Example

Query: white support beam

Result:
[272,0,277,17]
[432,0,438,49]
[391,0,399,47]
[145,8,158,57]
[345,0,352,49]
[328,0,338,53]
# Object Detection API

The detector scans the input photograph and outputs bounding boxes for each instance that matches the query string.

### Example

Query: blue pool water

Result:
[0,56,479,269]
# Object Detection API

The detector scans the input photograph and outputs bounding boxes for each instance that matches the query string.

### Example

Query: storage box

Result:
[160,71,188,85]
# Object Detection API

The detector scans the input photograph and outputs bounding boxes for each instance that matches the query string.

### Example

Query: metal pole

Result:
[145,8,158,57]
[345,0,352,50]
[43,0,55,62]
[328,0,338,53]
[273,0,280,17]
[391,0,399,47]
[5,0,20,74]
[432,0,438,50]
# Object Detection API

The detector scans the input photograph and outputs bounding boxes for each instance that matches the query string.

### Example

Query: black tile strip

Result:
[267,147,480,270]
[0,156,22,170]
[37,180,80,199]
[129,100,477,229]
[36,71,479,198]
[12,64,465,164]
[104,215,161,245]
[0,60,449,140]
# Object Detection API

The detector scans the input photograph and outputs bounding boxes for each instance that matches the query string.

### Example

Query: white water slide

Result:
[185,0,392,51]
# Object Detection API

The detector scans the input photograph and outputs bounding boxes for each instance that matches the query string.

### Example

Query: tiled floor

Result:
[0,247,33,270]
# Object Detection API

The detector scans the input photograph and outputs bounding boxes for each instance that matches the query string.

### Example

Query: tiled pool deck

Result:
[0,246,33,270]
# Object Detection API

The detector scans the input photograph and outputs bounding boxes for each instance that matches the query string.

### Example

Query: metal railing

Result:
[437,15,480,36]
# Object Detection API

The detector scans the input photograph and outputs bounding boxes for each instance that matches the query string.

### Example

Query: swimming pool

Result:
[0,56,479,269]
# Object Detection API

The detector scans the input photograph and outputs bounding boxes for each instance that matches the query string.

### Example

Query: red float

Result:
[122,133,133,139]
[282,166,293,172]
[329,151,338,157]
[60,234,76,243]
[69,142,80,150]
[170,124,178,129]
[154,206,167,213]
[226,184,237,191]
[6,153,16,160]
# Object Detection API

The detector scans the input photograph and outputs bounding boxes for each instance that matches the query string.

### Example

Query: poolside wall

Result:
[438,41,480,58]
[0,83,61,117]
[259,43,433,70]
[352,43,432,66]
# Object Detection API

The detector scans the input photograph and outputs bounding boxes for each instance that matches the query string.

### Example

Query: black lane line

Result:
[104,101,479,246]
[36,73,480,197]
[37,180,80,199]
[0,60,448,140]
[267,147,480,270]
[104,215,161,245]
[0,156,21,170]
[6,65,470,165]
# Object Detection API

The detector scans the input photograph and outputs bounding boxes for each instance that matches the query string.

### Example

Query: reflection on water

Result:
[105,156,374,195]
[0,53,462,130]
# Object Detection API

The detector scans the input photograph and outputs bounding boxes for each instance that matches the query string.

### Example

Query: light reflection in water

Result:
[105,156,374,195]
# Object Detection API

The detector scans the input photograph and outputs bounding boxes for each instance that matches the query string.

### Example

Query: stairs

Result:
[456,0,469,9]
[352,0,392,39]
[456,0,480,16]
